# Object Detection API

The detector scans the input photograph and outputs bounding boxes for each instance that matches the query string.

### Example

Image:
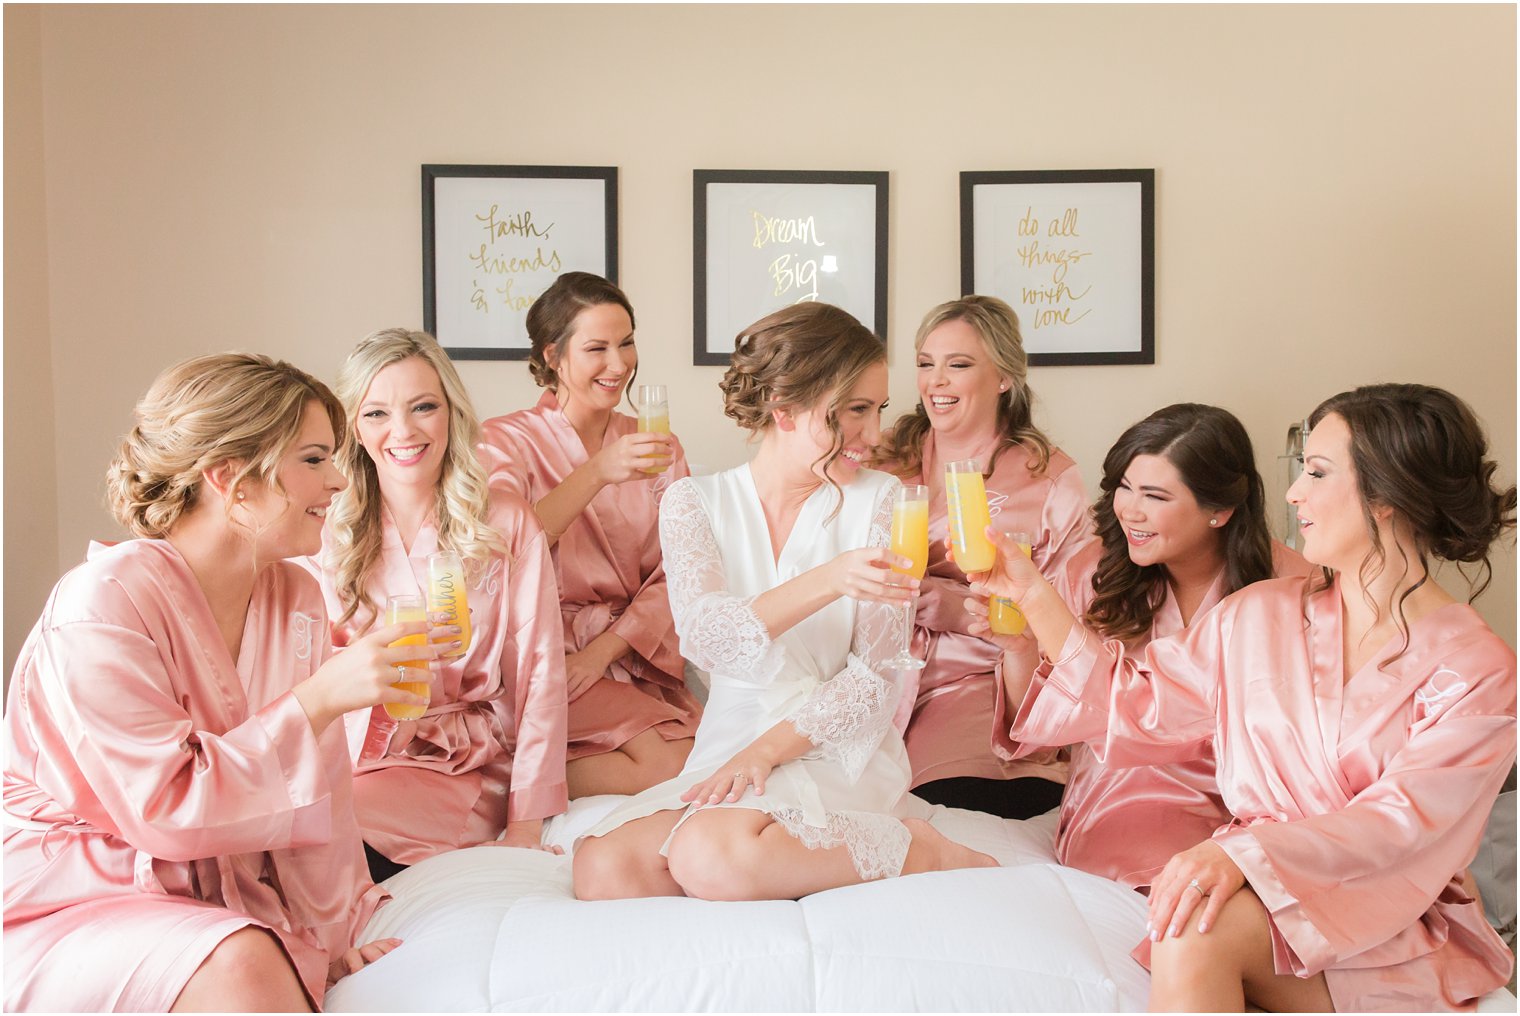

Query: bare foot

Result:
[900,818,999,875]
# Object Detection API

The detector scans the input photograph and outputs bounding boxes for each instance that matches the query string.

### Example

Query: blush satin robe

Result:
[304,489,568,865]
[994,540,1310,889]
[479,391,701,758]
[4,541,385,1011]
[1013,573,1516,1011]
[895,433,1093,786]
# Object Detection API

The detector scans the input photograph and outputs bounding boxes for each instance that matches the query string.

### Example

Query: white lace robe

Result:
[581,464,916,880]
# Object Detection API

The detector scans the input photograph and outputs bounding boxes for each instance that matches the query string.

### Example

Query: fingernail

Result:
[1150,929,1160,942]
[1144,922,1152,936]
[1168,924,1179,938]
[1198,922,1209,934]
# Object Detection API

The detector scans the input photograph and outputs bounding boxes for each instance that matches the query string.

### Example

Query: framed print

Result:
[423,164,617,361]
[961,169,1154,366]
[694,169,888,366]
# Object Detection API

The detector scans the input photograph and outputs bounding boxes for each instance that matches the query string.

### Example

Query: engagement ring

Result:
[1187,878,1207,897]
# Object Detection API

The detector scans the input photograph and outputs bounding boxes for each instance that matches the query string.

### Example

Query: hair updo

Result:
[525,271,637,391]
[105,352,344,538]
[1309,383,1516,600]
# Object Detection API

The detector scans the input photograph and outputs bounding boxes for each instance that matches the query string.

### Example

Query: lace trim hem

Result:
[770,806,911,881]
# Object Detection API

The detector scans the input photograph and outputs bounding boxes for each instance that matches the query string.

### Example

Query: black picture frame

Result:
[960,169,1154,366]
[693,169,889,366]
[422,164,618,361]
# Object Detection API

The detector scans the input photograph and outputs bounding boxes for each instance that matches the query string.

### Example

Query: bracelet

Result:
[1041,627,1090,669]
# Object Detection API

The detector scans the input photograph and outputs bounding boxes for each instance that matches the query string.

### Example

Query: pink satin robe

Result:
[995,540,1311,889]
[3,541,384,1011]
[304,490,568,865]
[895,434,1094,785]
[1015,573,1516,1011]
[479,391,701,758]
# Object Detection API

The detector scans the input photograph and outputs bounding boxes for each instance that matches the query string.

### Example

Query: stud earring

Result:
[1208,517,1219,527]
[236,491,245,502]
[999,383,1008,392]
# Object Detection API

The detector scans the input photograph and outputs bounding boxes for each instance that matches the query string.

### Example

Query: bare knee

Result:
[1150,889,1263,990]
[174,927,309,1012]
[666,817,765,901]
[646,737,693,784]
[573,838,652,901]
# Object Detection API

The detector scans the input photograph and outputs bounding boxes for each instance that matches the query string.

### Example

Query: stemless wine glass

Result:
[988,529,1033,636]
[384,594,431,721]
[636,383,670,474]
[883,484,929,670]
[944,459,995,573]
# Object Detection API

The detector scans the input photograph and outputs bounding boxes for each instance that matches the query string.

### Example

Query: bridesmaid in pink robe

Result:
[479,272,698,799]
[979,403,1310,889]
[983,383,1515,1012]
[875,295,1092,818]
[307,329,568,880]
[5,354,432,1011]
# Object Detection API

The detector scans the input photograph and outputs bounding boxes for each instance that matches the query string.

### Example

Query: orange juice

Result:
[890,499,929,580]
[637,385,670,474]
[427,551,471,658]
[385,595,431,721]
[945,462,995,573]
[989,536,1033,636]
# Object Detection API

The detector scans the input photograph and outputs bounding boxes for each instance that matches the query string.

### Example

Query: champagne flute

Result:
[636,383,670,474]
[384,594,431,721]
[988,529,1033,636]
[883,484,929,670]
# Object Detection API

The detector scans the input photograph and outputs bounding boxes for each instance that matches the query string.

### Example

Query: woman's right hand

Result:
[962,594,1031,651]
[295,621,451,735]
[826,547,918,605]
[591,432,675,485]
[969,527,1046,603]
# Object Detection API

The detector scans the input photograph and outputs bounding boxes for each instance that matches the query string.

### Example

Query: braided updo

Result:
[105,353,344,538]
[720,302,883,431]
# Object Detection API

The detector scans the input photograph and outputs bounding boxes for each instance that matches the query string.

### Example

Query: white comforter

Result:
[326,800,1517,1012]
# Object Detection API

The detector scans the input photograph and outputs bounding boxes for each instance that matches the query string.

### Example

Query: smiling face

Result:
[1112,452,1229,571]
[550,302,636,415]
[916,318,1009,443]
[236,399,347,559]
[354,355,450,495]
[1286,411,1370,572]
[791,359,889,483]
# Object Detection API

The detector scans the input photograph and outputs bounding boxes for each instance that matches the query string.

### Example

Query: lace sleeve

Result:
[789,480,904,782]
[658,478,784,684]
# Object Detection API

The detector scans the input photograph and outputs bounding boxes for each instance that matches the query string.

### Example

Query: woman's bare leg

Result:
[171,927,311,1012]
[666,810,996,901]
[567,731,694,799]
[572,809,686,900]
[1148,888,1334,1013]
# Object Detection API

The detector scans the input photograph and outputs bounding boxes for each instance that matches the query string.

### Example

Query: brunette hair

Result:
[1306,383,1515,651]
[1085,404,1273,643]
[327,328,506,630]
[525,271,637,392]
[106,353,344,539]
[876,295,1053,479]
[719,302,885,504]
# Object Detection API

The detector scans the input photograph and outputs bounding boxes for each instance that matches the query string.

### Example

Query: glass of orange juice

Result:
[884,484,929,670]
[385,594,431,721]
[427,551,471,658]
[636,384,670,474]
[988,529,1033,636]
[945,460,995,573]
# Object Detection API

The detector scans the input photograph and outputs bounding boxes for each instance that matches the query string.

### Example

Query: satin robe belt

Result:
[2,804,96,860]
[565,601,641,686]
[382,698,508,772]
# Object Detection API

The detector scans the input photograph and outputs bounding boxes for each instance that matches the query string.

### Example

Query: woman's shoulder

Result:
[484,485,543,539]
[1268,541,1314,579]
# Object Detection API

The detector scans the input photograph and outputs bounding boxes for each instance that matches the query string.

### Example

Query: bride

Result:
[573,302,996,902]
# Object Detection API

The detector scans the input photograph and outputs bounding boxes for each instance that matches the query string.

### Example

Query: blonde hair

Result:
[876,295,1053,479]
[105,352,344,539]
[327,328,507,630]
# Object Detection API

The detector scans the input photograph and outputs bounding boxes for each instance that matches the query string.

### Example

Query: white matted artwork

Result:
[694,170,888,365]
[961,169,1154,366]
[423,165,617,360]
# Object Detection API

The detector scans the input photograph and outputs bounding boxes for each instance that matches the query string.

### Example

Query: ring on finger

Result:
[732,772,747,783]
[1187,877,1208,897]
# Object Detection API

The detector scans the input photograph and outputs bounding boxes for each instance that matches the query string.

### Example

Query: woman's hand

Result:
[681,740,781,806]
[591,432,675,485]
[1147,840,1247,939]
[487,818,564,855]
[295,622,452,735]
[962,594,1032,651]
[563,646,608,702]
[826,547,918,605]
[329,937,402,983]
[968,527,1045,604]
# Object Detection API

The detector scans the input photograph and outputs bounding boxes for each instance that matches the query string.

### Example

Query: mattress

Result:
[325,799,1517,1012]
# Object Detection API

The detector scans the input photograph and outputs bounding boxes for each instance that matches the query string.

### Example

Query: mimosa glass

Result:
[427,551,471,658]
[884,484,929,670]
[945,460,995,573]
[988,529,1033,636]
[385,594,431,721]
[636,384,670,473]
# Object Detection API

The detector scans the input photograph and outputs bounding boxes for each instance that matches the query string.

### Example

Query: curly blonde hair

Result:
[105,352,343,539]
[327,329,507,630]
[876,295,1052,479]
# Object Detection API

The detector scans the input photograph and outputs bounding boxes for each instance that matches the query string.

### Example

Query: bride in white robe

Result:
[574,303,997,901]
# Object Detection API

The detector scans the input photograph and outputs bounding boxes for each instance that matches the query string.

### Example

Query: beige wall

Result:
[6,3,1515,675]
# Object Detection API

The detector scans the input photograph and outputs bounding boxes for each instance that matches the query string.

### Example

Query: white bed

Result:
[326,799,1517,1013]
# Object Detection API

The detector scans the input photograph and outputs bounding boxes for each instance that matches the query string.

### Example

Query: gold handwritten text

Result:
[468,244,563,276]
[752,211,827,249]
[477,205,555,244]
